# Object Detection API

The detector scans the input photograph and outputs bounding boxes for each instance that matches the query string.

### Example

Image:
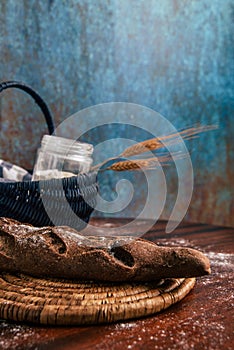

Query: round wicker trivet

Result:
[0,273,195,325]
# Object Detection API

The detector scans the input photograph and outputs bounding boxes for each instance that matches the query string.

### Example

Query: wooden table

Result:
[0,218,233,350]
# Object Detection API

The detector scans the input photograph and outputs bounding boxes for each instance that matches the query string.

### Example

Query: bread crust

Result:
[0,217,210,281]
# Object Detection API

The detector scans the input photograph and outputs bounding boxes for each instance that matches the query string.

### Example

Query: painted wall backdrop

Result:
[0,0,233,227]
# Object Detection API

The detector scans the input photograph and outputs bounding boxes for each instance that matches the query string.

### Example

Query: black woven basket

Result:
[0,81,98,230]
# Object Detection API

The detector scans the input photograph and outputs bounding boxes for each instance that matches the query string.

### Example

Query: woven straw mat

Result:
[0,273,195,325]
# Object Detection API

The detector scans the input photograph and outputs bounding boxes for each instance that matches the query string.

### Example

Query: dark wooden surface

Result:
[0,218,233,350]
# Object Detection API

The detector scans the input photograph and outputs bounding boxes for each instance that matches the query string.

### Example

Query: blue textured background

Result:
[0,0,233,227]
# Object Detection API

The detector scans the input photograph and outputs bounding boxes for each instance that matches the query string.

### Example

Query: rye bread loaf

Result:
[0,217,210,281]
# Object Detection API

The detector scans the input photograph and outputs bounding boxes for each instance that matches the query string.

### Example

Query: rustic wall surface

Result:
[0,0,233,227]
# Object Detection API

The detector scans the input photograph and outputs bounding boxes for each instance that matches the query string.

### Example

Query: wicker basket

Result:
[0,81,98,230]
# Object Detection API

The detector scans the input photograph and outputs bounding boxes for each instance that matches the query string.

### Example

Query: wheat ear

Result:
[104,153,186,172]
[120,125,217,157]
[91,124,217,171]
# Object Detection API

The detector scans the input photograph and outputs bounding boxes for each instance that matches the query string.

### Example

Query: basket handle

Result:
[0,81,55,135]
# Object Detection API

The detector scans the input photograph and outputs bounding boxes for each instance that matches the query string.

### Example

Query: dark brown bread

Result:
[0,217,210,281]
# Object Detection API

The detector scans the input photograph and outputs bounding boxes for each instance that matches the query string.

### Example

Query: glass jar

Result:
[32,135,93,181]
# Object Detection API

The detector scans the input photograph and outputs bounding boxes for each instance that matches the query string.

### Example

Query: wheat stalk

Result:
[103,153,185,172]
[91,125,217,172]
[120,125,217,157]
